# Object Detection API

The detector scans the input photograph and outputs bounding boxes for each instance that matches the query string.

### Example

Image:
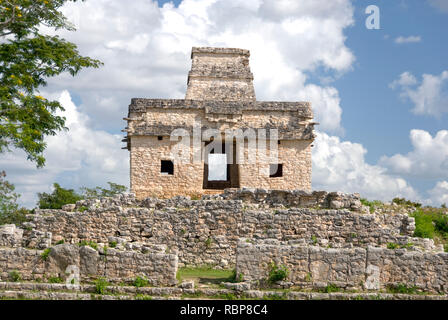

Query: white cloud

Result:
[312,132,419,201]
[394,35,421,44]
[0,91,129,208]
[390,70,448,116]
[379,129,448,180]
[428,0,448,13]
[40,0,355,133]
[389,71,417,89]
[427,181,448,206]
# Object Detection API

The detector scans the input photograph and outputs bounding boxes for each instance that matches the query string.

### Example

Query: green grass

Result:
[176,266,235,285]
[411,208,448,251]
[386,283,419,294]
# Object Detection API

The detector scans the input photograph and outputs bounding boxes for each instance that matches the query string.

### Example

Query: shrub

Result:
[48,276,63,283]
[55,239,65,245]
[40,248,51,261]
[434,214,448,234]
[133,276,149,288]
[94,277,109,295]
[392,197,422,208]
[268,262,289,283]
[322,283,340,293]
[109,241,117,248]
[9,270,21,282]
[78,240,98,250]
[37,183,83,209]
[412,210,435,239]
[361,198,383,213]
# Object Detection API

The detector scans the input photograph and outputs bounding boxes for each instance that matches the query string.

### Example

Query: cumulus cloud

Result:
[379,129,448,180]
[40,0,355,133]
[427,181,448,206]
[312,132,419,201]
[390,70,448,116]
[0,91,129,208]
[394,36,421,44]
[1,0,358,206]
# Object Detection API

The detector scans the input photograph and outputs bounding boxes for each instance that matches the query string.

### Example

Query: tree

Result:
[80,182,128,199]
[37,182,82,209]
[0,170,28,225]
[37,181,127,209]
[0,0,102,167]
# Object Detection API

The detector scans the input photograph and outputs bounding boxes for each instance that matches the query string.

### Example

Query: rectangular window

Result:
[161,160,174,175]
[269,164,283,178]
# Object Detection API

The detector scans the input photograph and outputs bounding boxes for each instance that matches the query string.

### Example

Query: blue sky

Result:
[2,0,448,207]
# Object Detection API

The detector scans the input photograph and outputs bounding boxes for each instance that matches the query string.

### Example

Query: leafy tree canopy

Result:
[37,181,128,209]
[0,170,28,225]
[0,0,102,167]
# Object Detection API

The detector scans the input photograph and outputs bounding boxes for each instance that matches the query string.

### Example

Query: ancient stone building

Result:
[124,47,316,199]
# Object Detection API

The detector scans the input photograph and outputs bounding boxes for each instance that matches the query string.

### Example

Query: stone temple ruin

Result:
[124,47,316,199]
[0,48,447,300]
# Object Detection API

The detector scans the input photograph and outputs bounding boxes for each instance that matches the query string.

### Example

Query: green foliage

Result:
[386,283,418,294]
[387,243,399,249]
[205,237,212,248]
[108,241,117,248]
[322,283,341,293]
[48,276,63,283]
[133,276,149,288]
[0,171,29,225]
[37,183,82,209]
[311,235,318,245]
[80,182,127,199]
[392,198,422,208]
[434,214,448,234]
[55,239,64,245]
[9,270,21,282]
[0,0,102,167]
[268,262,289,283]
[78,240,97,250]
[40,248,51,261]
[412,209,435,239]
[360,198,383,213]
[94,277,108,295]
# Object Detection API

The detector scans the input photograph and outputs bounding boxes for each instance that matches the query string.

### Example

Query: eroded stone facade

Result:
[124,47,316,199]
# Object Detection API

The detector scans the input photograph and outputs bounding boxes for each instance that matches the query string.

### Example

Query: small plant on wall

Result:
[268,262,289,283]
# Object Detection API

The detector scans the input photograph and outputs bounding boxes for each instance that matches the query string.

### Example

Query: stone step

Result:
[1,282,448,300]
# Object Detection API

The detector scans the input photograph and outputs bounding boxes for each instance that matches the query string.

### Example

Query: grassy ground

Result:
[176,266,235,286]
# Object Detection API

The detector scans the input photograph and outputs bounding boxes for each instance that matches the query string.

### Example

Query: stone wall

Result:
[236,239,448,293]
[19,192,418,267]
[0,243,177,286]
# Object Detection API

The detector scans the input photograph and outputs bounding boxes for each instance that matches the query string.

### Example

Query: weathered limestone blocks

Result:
[0,224,23,248]
[204,188,363,211]
[236,239,448,293]
[0,243,178,286]
[20,192,417,267]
